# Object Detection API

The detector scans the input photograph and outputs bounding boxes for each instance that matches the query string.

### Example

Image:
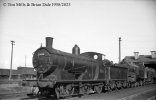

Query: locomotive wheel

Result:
[107,85,112,92]
[80,85,90,95]
[136,82,139,87]
[55,88,60,99]
[123,82,127,88]
[127,82,131,88]
[140,81,143,86]
[80,86,85,94]
[66,85,74,96]
[110,82,115,90]
[80,86,88,95]
[94,85,103,94]
[134,82,137,87]
[131,83,135,88]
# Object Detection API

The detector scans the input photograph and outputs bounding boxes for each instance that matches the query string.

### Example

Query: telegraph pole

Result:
[9,41,15,80]
[119,37,121,63]
[25,56,27,67]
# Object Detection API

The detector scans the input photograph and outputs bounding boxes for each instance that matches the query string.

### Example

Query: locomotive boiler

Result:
[33,37,105,81]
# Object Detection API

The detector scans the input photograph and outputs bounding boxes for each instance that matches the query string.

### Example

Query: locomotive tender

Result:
[27,37,153,99]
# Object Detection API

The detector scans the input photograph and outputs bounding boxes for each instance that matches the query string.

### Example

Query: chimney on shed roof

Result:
[134,52,139,60]
[151,51,156,59]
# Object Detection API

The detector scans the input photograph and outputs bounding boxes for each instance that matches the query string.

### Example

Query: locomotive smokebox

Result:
[46,37,53,48]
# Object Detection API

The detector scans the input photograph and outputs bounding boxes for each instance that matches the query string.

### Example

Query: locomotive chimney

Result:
[46,37,53,48]
[151,51,156,59]
[134,52,139,60]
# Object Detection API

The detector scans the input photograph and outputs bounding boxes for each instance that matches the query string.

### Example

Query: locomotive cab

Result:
[81,52,105,61]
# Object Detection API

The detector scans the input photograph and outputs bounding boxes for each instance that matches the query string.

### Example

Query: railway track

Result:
[0,84,155,100]
[0,92,27,99]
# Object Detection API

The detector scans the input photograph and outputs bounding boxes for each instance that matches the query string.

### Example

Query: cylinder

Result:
[46,37,53,48]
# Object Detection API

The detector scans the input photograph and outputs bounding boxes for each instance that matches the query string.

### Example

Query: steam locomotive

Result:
[26,37,155,99]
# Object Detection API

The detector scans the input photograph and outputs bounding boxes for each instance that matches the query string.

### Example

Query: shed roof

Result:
[123,55,156,64]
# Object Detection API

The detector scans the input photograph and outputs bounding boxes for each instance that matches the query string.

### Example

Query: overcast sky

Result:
[0,0,156,69]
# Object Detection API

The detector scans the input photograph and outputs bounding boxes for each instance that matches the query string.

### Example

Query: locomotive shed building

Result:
[123,51,156,70]
[0,67,36,80]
